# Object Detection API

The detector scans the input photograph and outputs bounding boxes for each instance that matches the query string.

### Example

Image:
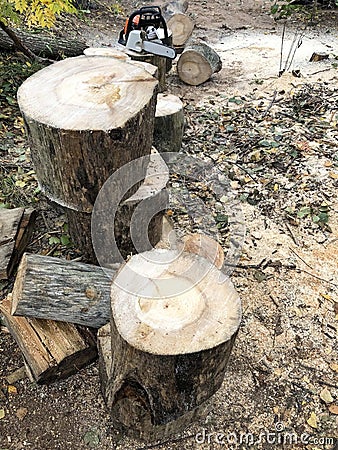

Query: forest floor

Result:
[0,1,338,449]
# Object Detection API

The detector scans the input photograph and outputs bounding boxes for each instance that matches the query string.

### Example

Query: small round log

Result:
[100,248,241,439]
[153,93,184,153]
[177,42,222,86]
[162,1,194,47]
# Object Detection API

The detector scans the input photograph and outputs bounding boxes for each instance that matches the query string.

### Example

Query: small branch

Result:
[284,222,299,246]
[297,268,338,287]
[0,20,35,60]
[289,247,313,269]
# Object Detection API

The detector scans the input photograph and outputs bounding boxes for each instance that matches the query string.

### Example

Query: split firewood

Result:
[0,295,97,384]
[99,247,241,439]
[0,207,36,280]
[154,93,185,153]
[162,1,194,47]
[177,41,222,86]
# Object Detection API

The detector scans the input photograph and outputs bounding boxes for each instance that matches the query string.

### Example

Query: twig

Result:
[279,21,286,76]
[317,379,338,390]
[284,222,299,246]
[224,160,256,182]
[262,90,277,118]
[289,247,313,269]
[137,433,195,450]
[297,269,338,287]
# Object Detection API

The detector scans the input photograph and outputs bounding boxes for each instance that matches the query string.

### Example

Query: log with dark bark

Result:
[0,207,36,280]
[177,41,222,86]
[154,93,185,153]
[99,248,241,439]
[0,28,87,59]
[0,295,97,384]
[11,253,115,328]
[162,1,194,47]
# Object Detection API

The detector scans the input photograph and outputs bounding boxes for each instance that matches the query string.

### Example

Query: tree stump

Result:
[0,295,97,384]
[177,42,222,86]
[125,49,168,92]
[162,1,194,47]
[99,248,241,439]
[154,93,185,153]
[17,56,159,260]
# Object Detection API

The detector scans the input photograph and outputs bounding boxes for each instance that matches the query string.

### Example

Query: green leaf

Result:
[83,429,100,448]
[60,235,70,246]
[297,206,311,219]
[216,214,229,224]
[48,236,60,245]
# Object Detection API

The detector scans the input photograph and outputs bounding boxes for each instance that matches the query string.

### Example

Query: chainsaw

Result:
[118,6,176,59]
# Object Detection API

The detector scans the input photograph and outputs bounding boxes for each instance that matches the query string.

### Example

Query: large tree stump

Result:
[0,295,97,384]
[17,56,159,260]
[154,93,184,153]
[11,253,116,328]
[177,41,222,86]
[125,49,168,92]
[99,248,241,439]
[0,207,36,280]
[162,1,194,47]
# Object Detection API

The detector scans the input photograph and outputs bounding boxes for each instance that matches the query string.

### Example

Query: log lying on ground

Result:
[17,56,159,261]
[11,253,116,328]
[162,1,194,47]
[0,295,97,384]
[0,207,36,280]
[0,29,87,58]
[154,93,184,153]
[177,41,222,86]
[99,248,241,439]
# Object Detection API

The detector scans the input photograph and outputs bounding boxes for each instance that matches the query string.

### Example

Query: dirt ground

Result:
[1,1,338,449]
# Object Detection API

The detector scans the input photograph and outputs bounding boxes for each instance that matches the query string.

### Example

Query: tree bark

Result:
[0,207,36,280]
[154,93,184,153]
[100,248,241,439]
[0,27,87,59]
[0,295,97,384]
[11,253,116,328]
[177,41,222,86]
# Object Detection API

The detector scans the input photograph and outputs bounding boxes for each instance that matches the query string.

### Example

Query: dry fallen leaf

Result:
[16,407,28,420]
[320,388,333,404]
[330,362,338,373]
[0,409,5,419]
[328,404,338,415]
[329,172,338,179]
[307,411,318,429]
[8,385,17,395]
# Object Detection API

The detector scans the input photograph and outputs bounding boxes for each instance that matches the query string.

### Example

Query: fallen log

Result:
[99,248,241,439]
[177,41,222,86]
[11,253,115,328]
[0,29,87,58]
[0,207,36,280]
[162,1,194,47]
[17,56,159,261]
[154,93,185,153]
[0,295,97,384]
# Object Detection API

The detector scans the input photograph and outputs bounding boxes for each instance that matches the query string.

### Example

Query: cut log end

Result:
[111,249,241,355]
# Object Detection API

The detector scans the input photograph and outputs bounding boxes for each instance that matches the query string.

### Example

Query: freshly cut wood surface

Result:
[17,55,158,131]
[177,42,222,86]
[183,233,224,269]
[11,253,115,328]
[111,249,241,355]
[0,295,97,384]
[167,13,194,47]
[83,47,130,59]
[154,93,184,153]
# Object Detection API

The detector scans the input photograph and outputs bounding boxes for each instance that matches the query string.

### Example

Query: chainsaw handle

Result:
[124,6,169,41]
